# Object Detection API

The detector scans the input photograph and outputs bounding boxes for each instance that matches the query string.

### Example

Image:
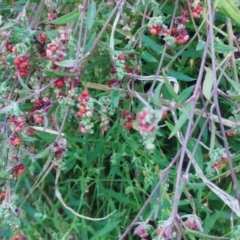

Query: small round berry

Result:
[79,106,86,113]
[162,111,168,118]
[211,162,221,169]
[54,79,65,88]
[81,90,90,98]
[0,192,6,199]
[220,157,228,163]
[150,27,158,36]
[13,138,22,146]
[227,131,236,137]
[118,54,125,60]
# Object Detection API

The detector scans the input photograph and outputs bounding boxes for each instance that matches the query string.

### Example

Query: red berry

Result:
[192,12,200,18]
[118,54,125,60]
[35,116,43,124]
[37,34,47,43]
[81,90,90,98]
[77,111,83,118]
[79,105,86,113]
[150,27,158,36]
[19,70,29,78]
[14,58,21,66]
[0,192,6,199]
[13,138,22,146]
[220,157,228,163]
[227,131,236,137]
[110,68,116,74]
[124,121,132,130]
[162,111,168,118]
[54,79,65,88]
[211,162,221,169]
[12,234,27,240]
[19,62,29,70]
[49,45,57,53]
[177,38,185,45]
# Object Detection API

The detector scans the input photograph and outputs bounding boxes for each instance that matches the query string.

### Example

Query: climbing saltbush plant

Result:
[1,0,240,239]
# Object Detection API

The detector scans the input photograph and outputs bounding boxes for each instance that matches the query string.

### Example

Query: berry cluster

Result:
[185,218,199,230]
[12,163,25,177]
[14,55,30,78]
[136,229,148,238]
[206,148,229,177]
[137,109,158,135]
[107,79,120,88]
[29,97,52,124]
[9,135,22,147]
[9,116,25,133]
[148,1,204,45]
[50,137,67,160]
[121,110,135,130]
[0,191,6,200]
[111,53,140,80]
[6,42,13,52]
[156,226,175,238]
[226,117,238,137]
[34,33,47,57]
[98,96,115,133]
[12,233,27,240]
[77,90,94,134]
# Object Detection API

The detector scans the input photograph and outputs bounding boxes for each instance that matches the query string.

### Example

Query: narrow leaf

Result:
[153,82,163,108]
[178,86,194,104]
[51,10,80,25]
[162,70,179,102]
[203,67,213,101]
[142,35,163,55]
[0,21,15,31]
[217,0,240,27]
[141,51,158,62]
[87,2,96,30]
[169,103,192,138]
[168,70,195,81]
[83,32,96,54]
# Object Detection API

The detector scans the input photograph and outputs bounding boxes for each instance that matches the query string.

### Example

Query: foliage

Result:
[0,0,240,239]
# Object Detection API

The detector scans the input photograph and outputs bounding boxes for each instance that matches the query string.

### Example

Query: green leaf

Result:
[181,50,204,58]
[169,103,192,138]
[196,41,205,51]
[203,67,213,101]
[19,102,35,112]
[51,10,80,25]
[20,136,38,142]
[215,43,236,52]
[0,170,8,180]
[142,35,163,55]
[87,2,96,30]
[43,70,79,77]
[153,82,163,108]
[0,103,15,114]
[141,51,158,62]
[209,124,216,154]
[112,90,120,108]
[188,138,203,169]
[105,189,129,204]
[92,220,121,239]
[216,0,240,27]
[204,211,222,234]
[168,70,195,81]
[178,86,194,104]
[0,21,16,31]
[162,70,179,102]
[35,147,50,159]
[54,60,77,68]
[83,32,96,54]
